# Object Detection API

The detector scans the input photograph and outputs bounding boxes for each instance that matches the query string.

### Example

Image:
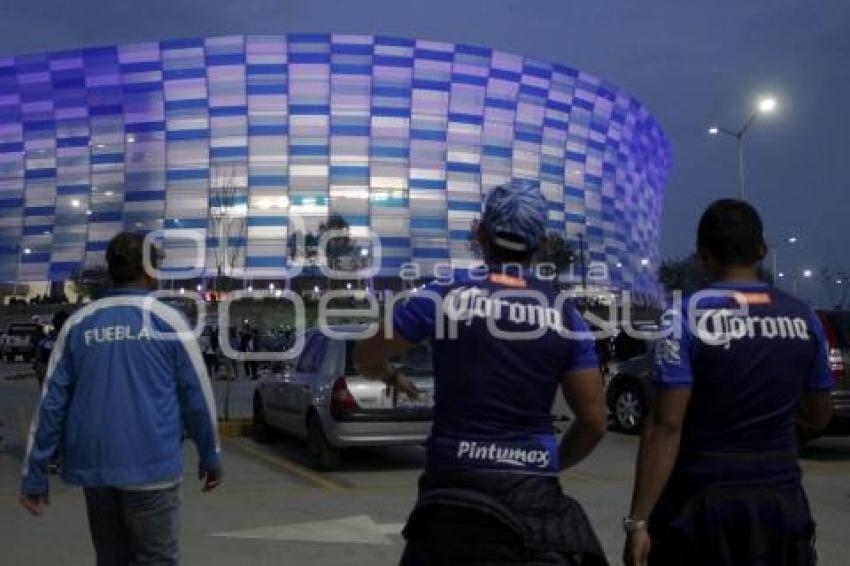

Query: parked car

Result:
[604,329,657,434]
[0,322,44,363]
[816,310,849,435]
[252,325,435,470]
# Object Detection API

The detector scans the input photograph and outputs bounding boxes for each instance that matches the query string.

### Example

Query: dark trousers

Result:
[401,505,587,565]
[203,353,220,378]
[399,470,607,566]
[649,481,816,566]
[84,486,180,566]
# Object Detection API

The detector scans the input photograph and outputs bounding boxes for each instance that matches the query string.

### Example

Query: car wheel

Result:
[251,395,275,444]
[307,413,341,471]
[613,383,645,434]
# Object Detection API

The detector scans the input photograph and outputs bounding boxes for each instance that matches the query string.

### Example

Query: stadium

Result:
[0,34,670,301]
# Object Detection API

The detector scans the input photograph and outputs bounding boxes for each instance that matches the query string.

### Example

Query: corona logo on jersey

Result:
[443,286,566,333]
[695,309,811,349]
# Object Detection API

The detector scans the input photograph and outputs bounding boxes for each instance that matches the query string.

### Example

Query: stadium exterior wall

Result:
[0,34,670,298]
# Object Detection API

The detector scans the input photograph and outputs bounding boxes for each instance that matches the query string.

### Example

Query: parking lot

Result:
[2,363,850,565]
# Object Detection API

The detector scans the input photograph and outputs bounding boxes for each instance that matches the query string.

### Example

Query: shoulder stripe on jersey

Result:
[145,299,221,454]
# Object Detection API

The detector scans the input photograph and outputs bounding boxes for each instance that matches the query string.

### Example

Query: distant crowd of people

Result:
[6,293,71,307]
[198,321,296,380]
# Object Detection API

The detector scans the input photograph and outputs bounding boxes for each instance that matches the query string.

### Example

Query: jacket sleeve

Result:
[21,335,74,495]
[174,335,222,471]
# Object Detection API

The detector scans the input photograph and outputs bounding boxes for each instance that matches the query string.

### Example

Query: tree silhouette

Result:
[318,214,356,270]
[287,230,302,260]
[659,253,772,295]
[208,166,247,291]
[69,264,110,299]
[534,232,576,276]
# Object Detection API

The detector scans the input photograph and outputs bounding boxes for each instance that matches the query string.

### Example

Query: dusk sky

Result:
[1,0,847,306]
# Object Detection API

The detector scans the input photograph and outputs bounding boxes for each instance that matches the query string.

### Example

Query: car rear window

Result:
[344,341,433,376]
[296,333,327,372]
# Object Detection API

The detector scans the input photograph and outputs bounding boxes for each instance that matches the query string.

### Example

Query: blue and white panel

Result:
[18,52,55,281]
[0,34,670,298]
[446,44,490,265]
[370,36,413,275]
[328,34,372,252]
[408,39,452,274]
[161,38,209,274]
[244,34,289,275]
[287,34,330,239]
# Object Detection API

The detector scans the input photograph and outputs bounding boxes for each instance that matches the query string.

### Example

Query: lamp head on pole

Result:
[757,96,777,114]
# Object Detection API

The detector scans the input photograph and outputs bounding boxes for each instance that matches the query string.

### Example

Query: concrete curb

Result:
[217,419,251,438]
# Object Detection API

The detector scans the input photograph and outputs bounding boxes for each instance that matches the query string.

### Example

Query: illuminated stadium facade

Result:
[0,34,670,298]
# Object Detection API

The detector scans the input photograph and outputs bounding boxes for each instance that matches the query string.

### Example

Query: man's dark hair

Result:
[106,232,157,286]
[697,199,766,266]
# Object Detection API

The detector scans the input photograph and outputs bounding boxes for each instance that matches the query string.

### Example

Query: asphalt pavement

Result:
[2,363,850,565]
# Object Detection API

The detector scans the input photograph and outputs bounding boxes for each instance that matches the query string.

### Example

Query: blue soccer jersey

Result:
[656,282,833,456]
[393,266,597,474]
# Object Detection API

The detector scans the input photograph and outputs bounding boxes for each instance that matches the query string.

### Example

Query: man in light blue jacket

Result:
[20,231,223,565]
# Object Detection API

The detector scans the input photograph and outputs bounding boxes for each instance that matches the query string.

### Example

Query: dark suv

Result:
[816,310,849,434]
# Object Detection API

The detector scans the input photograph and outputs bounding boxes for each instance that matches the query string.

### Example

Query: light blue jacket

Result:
[21,288,221,494]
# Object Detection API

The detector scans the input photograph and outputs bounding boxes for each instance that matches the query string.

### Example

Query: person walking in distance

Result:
[227,326,242,380]
[356,180,609,565]
[240,321,259,380]
[33,310,69,388]
[20,231,223,565]
[32,309,70,474]
[624,200,833,566]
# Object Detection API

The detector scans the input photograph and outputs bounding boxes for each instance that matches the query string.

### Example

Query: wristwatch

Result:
[622,517,648,534]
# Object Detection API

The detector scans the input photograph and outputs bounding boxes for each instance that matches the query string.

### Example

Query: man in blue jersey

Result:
[356,180,609,565]
[624,200,833,566]
[20,232,223,565]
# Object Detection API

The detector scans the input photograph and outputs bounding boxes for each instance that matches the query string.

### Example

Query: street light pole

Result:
[795,268,813,299]
[577,233,588,305]
[771,248,776,285]
[737,134,745,200]
[709,96,777,200]
[770,236,797,287]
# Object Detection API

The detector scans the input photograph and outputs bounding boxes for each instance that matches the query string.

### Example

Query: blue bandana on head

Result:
[481,179,549,252]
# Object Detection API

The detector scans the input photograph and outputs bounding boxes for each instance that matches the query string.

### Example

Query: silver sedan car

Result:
[252,325,435,469]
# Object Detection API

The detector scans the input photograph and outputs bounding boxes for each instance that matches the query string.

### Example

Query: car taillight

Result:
[828,348,846,379]
[330,376,357,419]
